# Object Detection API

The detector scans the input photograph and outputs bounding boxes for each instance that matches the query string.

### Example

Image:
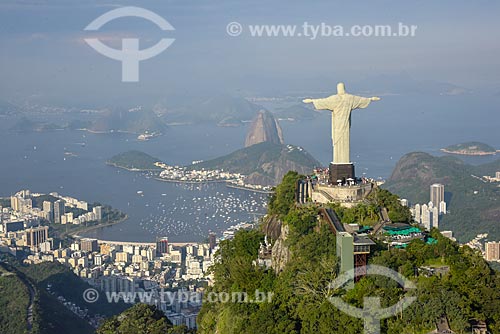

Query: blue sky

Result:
[1,0,499,104]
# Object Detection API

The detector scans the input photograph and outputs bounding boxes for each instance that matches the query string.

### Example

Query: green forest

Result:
[197,171,500,334]
[107,150,163,171]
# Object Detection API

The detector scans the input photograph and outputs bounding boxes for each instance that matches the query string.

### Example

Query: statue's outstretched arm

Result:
[303,96,337,110]
[352,95,381,110]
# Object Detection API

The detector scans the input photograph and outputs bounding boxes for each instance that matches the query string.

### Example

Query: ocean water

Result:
[0,93,498,242]
[0,120,268,242]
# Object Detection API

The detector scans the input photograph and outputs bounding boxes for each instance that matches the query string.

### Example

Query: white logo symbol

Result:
[328,265,416,334]
[83,288,100,303]
[226,22,243,37]
[84,6,175,82]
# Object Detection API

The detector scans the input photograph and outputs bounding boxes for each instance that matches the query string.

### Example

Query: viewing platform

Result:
[311,182,373,207]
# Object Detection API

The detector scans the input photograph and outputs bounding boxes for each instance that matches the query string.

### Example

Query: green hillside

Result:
[186,142,321,185]
[107,150,163,171]
[0,263,30,334]
[0,255,104,334]
[97,303,195,334]
[384,152,500,241]
[197,172,500,334]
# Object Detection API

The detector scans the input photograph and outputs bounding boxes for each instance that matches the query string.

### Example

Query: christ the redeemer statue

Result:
[303,83,380,164]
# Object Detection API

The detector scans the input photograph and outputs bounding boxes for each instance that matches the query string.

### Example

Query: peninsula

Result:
[441,142,498,156]
[106,150,163,171]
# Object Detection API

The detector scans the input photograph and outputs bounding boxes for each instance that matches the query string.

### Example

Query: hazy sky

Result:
[1,0,500,104]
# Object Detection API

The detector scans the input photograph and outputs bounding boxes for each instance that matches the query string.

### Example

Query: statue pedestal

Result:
[329,163,355,184]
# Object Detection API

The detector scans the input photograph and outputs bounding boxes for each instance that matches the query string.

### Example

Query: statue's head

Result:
[337,82,346,95]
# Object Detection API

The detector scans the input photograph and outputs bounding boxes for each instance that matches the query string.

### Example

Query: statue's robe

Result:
[311,94,372,164]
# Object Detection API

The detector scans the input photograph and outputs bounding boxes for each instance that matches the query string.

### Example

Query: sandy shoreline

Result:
[65,215,129,239]
[440,148,498,156]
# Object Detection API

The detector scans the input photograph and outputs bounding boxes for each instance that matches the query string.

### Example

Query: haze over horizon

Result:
[1,0,500,106]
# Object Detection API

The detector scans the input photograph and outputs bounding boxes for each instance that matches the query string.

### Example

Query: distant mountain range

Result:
[384,152,500,242]
[90,108,167,134]
[272,104,320,120]
[160,95,262,126]
[10,117,64,132]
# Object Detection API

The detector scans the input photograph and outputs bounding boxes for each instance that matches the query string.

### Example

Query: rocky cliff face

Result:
[271,223,290,274]
[245,110,284,147]
[261,215,283,241]
[261,215,290,274]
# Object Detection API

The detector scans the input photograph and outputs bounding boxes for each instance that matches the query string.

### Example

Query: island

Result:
[106,150,163,171]
[441,141,498,156]
[107,110,321,190]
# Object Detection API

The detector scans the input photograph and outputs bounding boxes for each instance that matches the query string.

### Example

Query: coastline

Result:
[225,183,274,194]
[106,162,161,172]
[155,177,274,193]
[78,128,163,136]
[107,162,275,193]
[64,214,129,239]
[76,239,201,247]
[154,177,228,184]
[440,148,498,156]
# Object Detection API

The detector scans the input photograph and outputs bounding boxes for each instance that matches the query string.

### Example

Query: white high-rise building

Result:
[54,200,65,224]
[421,203,428,212]
[485,242,500,261]
[439,201,447,215]
[421,204,430,230]
[414,204,421,223]
[432,207,439,230]
[93,206,103,221]
[43,201,54,222]
[430,183,445,207]
[11,196,20,211]
[65,212,73,223]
